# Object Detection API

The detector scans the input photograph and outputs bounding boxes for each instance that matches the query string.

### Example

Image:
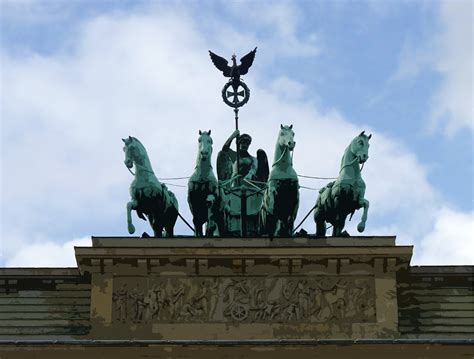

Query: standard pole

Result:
[234,108,247,237]
[234,107,239,181]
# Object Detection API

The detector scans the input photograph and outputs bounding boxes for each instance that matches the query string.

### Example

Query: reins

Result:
[272,145,294,168]
[125,161,155,177]
[338,156,366,173]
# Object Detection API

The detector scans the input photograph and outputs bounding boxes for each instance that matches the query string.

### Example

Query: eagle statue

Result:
[209,47,257,85]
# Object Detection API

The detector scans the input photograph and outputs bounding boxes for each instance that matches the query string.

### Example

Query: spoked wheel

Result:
[231,303,249,321]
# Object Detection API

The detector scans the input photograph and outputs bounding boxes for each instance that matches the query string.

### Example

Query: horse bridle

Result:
[339,154,365,173]
[272,144,294,167]
[125,157,155,177]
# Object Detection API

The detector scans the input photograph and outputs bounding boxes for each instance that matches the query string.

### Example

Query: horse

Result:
[260,125,299,238]
[187,130,225,237]
[123,136,179,237]
[314,131,371,237]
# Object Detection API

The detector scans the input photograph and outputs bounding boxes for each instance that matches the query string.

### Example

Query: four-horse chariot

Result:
[122,48,372,238]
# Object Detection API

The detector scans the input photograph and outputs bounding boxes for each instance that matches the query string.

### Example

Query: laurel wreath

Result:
[221,80,250,108]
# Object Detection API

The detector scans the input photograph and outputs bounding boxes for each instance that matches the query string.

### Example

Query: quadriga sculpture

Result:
[123,136,179,237]
[314,131,371,237]
[260,125,299,238]
[188,130,225,236]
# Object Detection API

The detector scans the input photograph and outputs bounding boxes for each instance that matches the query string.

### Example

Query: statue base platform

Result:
[75,236,412,339]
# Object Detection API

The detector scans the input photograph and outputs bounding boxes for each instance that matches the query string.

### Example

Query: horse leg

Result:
[205,203,214,237]
[193,218,203,237]
[282,220,290,237]
[163,208,178,238]
[262,187,278,239]
[205,195,217,237]
[333,215,348,237]
[288,216,296,237]
[266,214,277,240]
[149,215,163,238]
[357,199,370,232]
[211,198,225,237]
[170,210,178,237]
[332,214,341,237]
[154,224,164,238]
[316,219,326,237]
[215,208,226,237]
[289,190,299,236]
[127,200,138,234]
[314,207,327,237]
[165,225,174,238]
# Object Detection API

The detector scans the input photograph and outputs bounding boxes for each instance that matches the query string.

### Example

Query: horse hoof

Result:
[128,224,136,234]
[357,223,365,232]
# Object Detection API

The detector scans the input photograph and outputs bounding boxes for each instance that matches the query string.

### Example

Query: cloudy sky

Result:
[1,0,472,267]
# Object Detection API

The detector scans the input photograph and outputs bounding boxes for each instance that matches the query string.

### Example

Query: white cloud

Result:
[5,236,91,267]
[0,3,472,267]
[430,0,473,136]
[415,207,474,265]
[393,0,473,136]
[226,1,320,59]
[269,76,307,102]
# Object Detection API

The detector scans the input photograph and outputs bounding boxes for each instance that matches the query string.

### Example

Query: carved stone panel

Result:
[112,276,375,324]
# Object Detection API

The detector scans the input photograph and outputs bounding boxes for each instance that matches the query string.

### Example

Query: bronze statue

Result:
[217,129,268,186]
[187,130,225,237]
[123,136,178,237]
[260,125,299,238]
[314,131,371,237]
[216,129,269,236]
[209,48,257,108]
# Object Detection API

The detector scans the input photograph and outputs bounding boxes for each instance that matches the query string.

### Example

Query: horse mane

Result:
[129,136,142,147]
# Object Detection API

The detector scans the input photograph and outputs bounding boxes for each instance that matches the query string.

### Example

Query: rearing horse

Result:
[260,125,299,238]
[188,130,225,236]
[123,136,179,237]
[314,131,371,237]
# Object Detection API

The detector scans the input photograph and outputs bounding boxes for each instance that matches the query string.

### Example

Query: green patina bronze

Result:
[118,50,376,239]
[217,129,269,236]
[123,136,179,237]
[217,129,269,186]
[314,131,371,237]
[187,130,225,237]
[260,125,299,238]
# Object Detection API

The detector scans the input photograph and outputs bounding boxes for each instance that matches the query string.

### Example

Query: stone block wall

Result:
[398,266,474,338]
[0,268,91,336]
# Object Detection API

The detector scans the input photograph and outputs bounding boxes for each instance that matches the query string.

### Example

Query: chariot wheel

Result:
[222,80,250,108]
[231,303,249,321]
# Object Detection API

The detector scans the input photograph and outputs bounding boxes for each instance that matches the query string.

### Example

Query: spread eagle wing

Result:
[209,50,232,77]
[239,47,257,76]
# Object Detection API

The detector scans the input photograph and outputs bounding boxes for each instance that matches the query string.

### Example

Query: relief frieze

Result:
[112,277,375,324]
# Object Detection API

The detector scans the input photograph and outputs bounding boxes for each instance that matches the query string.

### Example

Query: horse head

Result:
[122,136,150,172]
[198,130,213,162]
[349,131,372,164]
[278,124,296,151]
[122,136,137,169]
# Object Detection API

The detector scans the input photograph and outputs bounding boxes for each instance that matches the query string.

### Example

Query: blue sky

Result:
[1,0,472,266]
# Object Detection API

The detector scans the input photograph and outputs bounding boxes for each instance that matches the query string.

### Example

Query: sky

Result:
[0,0,472,267]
